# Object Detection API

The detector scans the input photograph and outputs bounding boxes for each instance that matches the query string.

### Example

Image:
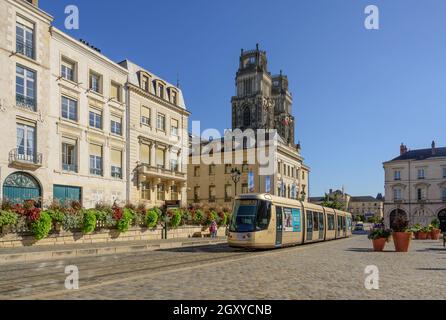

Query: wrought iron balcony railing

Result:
[62,164,78,173]
[16,93,36,111]
[9,148,42,167]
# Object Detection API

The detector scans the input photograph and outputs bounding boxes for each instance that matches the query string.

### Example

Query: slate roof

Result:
[390,147,446,162]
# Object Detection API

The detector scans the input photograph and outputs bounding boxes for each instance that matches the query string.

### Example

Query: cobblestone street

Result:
[0,235,445,300]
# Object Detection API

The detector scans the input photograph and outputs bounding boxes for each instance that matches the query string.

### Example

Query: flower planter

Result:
[393,232,412,252]
[418,232,428,240]
[1,225,12,236]
[372,238,387,252]
[431,229,441,240]
[413,232,420,240]
[426,232,432,240]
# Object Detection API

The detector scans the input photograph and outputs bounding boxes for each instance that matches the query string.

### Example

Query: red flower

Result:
[28,208,41,222]
[113,206,123,221]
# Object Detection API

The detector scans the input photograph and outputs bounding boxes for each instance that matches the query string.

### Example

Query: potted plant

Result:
[368,228,392,252]
[391,215,412,252]
[410,224,422,239]
[418,226,430,240]
[430,219,441,240]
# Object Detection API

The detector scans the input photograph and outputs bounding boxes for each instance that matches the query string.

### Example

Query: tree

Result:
[321,193,345,210]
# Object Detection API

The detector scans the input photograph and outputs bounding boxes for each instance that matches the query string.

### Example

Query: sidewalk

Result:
[0,237,227,265]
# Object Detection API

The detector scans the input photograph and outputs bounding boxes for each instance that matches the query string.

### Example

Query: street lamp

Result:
[300,189,306,202]
[231,168,241,196]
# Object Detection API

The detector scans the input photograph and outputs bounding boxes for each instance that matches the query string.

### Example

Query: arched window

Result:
[243,107,251,127]
[3,172,41,204]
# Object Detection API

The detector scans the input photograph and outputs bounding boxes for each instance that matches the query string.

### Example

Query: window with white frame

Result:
[110,82,122,102]
[62,137,77,172]
[89,71,102,94]
[418,168,425,179]
[141,106,151,126]
[89,144,103,176]
[417,188,426,201]
[393,188,402,201]
[394,170,401,181]
[16,122,35,162]
[110,115,122,135]
[16,65,36,111]
[61,96,77,121]
[170,119,179,136]
[89,109,102,129]
[16,19,34,59]
[61,58,75,82]
[111,149,122,179]
[157,113,166,131]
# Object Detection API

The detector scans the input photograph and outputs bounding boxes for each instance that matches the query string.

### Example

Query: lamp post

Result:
[231,168,241,196]
[300,189,307,202]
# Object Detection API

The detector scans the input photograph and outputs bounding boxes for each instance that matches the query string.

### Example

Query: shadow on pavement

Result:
[156,243,248,254]
[416,268,446,271]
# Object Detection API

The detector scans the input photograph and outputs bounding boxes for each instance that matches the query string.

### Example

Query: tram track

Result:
[4,237,353,300]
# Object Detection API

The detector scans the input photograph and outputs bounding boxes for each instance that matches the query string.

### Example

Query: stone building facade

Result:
[0,0,189,209]
[383,142,446,231]
[348,195,384,221]
[119,60,190,208]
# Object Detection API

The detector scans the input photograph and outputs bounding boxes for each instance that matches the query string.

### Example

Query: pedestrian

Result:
[210,219,218,238]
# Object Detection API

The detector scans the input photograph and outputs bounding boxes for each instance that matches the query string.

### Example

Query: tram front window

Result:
[230,199,271,232]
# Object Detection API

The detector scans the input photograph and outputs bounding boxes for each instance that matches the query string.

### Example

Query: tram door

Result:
[319,212,325,240]
[275,206,283,246]
[306,211,313,241]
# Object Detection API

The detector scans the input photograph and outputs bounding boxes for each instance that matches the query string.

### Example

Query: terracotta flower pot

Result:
[426,232,432,240]
[431,229,441,241]
[418,232,428,240]
[393,232,412,252]
[414,232,420,240]
[372,238,387,252]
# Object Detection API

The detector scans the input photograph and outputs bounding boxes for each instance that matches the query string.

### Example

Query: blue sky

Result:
[40,0,446,198]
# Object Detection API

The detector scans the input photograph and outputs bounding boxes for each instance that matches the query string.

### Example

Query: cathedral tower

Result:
[231,45,295,146]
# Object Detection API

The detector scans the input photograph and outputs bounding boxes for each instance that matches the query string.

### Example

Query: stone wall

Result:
[0,225,224,248]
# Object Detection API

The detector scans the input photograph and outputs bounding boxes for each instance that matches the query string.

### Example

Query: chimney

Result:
[26,0,39,7]
[432,141,436,155]
[400,143,407,155]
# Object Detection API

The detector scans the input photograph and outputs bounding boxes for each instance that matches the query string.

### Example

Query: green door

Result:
[3,172,41,204]
[53,185,81,205]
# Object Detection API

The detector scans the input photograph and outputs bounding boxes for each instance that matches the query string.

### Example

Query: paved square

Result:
[0,235,445,300]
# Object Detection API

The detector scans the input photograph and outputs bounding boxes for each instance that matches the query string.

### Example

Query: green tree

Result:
[321,193,345,210]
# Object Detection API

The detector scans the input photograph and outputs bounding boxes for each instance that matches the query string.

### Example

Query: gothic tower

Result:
[231,45,295,146]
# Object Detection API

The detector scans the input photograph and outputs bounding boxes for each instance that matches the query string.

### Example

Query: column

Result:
[150,142,156,167]
[165,146,171,170]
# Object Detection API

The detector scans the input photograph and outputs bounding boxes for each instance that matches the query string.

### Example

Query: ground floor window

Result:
[141,181,151,200]
[53,185,81,206]
[3,172,41,204]
[171,185,178,200]
[157,184,165,201]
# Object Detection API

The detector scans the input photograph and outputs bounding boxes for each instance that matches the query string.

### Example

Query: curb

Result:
[0,239,227,265]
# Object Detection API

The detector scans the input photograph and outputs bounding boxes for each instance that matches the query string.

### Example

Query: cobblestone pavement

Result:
[1,235,445,300]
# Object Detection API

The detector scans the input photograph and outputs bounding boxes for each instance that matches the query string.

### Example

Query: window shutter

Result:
[156,148,165,166]
[89,144,102,157]
[111,149,122,167]
[140,144,150,164]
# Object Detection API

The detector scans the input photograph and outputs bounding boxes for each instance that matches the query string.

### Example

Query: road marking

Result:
[15,237,354,300]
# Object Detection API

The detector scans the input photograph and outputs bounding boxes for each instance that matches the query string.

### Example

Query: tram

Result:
[228,193,352,249]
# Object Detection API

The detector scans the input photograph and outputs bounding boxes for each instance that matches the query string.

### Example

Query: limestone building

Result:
[348,194,384,220]
[119,60,190,208]
[0,0,189,209]
[383,142,446,230]
[187,45,310,207]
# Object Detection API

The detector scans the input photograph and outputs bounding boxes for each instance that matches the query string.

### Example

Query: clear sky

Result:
[40,0,446,198]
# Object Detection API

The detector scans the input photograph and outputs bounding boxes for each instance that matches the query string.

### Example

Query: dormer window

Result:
[141,75,149,92]
[158,83,164,99]
[171,90,177,105]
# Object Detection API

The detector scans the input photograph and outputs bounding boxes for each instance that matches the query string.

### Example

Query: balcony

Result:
[111,166,122,179]
[137,163,186,182]
[90,168,103,176]
[62,164,78,173]
[9,148,42,169]
[16,41,34,59]
[16,94,36,112]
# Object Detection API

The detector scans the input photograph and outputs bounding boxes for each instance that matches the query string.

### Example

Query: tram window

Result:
[319,212,324,230]
[313,212,319,231]
[306,211,313,230]
[337,216,342,232]
[257,200,271,230]
[230,199,271,232]
[327,214,335,230]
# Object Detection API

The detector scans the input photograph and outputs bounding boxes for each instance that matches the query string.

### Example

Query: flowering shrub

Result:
[194,209,204,225]
[112,205,123,221]
[145,209,158,228]
[30,211,52,240]
[169,209,182,228]
[82,210,97,234]
[116,208,134,233]
[47,209,64,223]
[62,211,83,231]
[0,211,18,227]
